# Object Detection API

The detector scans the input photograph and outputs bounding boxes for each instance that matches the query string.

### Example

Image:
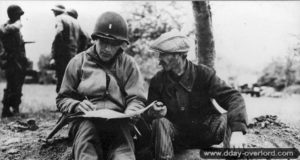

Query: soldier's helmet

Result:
[67,8,78,19]
[91,12,129,44]
[7,5,24,19]
[51,4,65,13]
[150,30,190,55]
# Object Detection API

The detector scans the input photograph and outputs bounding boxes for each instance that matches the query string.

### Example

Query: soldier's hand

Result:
[148,101,167,118]
[75,100,96,113]
[125,105,143,115]
[125,105,143,123]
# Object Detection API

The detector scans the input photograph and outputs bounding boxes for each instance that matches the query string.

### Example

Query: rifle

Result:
[24,41,35,44]
[46,112,83,141]
[46,101,156,141]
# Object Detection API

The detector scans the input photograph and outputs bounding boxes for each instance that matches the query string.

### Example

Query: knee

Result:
[152,118,171,128]
[71,120,98,142]
[110,146,135,160]
[152,118,174,136]
[208,114,228,144]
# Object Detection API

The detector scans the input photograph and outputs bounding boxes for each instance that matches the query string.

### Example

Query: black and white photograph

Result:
[0,1,300,160]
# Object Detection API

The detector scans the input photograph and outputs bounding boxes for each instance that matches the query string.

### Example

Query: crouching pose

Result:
[145,31,248,160]
[56,12,146,160]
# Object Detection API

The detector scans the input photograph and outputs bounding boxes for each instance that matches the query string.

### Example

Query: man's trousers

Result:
[152,114,231,160]
[69,119,136,160]
[2,66,25,117]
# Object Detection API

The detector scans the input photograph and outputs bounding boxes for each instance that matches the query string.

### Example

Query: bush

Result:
[283,85,300,94]
[125,2,188,80]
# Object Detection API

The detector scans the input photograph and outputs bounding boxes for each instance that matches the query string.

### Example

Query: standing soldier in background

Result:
[0,5,28,117]
[66,8,92,53]
[50,4,89,93]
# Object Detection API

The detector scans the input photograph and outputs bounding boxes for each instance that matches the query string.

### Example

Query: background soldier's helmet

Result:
[150,31,190,55]
[51,4,65,13]
[7,5,24,19]
[91,12,129,44]
[66,8,78,19]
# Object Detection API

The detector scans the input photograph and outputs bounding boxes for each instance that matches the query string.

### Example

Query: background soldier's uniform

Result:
[0,20,27,117]
[51,13,90,93]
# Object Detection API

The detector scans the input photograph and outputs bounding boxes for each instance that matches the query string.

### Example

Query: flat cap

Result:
[150,30,190,54]
[51,4,65,13]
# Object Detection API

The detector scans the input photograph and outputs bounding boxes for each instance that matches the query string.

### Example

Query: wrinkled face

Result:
[95,38,123,62]
[159,52,180,71]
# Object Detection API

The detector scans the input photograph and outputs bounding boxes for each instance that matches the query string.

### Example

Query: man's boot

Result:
[11,93,22,114]
[1,104,13,118]
[1,89,13,118]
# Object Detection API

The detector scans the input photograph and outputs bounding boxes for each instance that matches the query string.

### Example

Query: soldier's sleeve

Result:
[20,34,26,58]
[122,56,147,112]
[56,55,82,114]
[78,28,91,53]
[51,18,64,60]
[203,66,248,134]
[0,37,5,59]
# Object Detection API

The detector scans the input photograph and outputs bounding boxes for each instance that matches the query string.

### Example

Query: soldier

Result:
[0,5,28,118]
[66,8,92,53]
[50,4,88,93]
[56,12,146,160]
[146,31,248,159]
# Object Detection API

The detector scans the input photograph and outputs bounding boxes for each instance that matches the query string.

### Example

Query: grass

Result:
[1,82,300,125]
[0,83,57,116]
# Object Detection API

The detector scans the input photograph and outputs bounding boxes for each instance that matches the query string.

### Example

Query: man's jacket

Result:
[51,14,89,69]
[0,20,27,69]
[56,46,146,114]
[148,60,248,134]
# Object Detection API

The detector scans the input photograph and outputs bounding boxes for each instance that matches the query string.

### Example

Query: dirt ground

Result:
[0,83,300,160]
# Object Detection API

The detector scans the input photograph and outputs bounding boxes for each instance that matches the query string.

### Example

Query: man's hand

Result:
[148,101,167,119]
[230,132,246,148]
[74,100,96,113]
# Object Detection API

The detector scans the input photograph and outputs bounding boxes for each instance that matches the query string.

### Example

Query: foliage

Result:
[257,42,300,91]
[283,85,300,95]
[124,2,190,81]
[37,53,52,71]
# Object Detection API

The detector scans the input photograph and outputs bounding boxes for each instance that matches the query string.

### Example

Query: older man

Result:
[56,12,146,160]
[146,31,248,160]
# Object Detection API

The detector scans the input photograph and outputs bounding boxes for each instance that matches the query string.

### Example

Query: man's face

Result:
[159,52,179,71]
[95,38,122,62]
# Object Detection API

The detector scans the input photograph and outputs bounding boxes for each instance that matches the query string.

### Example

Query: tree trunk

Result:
[192,1,215,68]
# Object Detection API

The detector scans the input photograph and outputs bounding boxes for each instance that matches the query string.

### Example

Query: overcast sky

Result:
[1,1,300,73]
